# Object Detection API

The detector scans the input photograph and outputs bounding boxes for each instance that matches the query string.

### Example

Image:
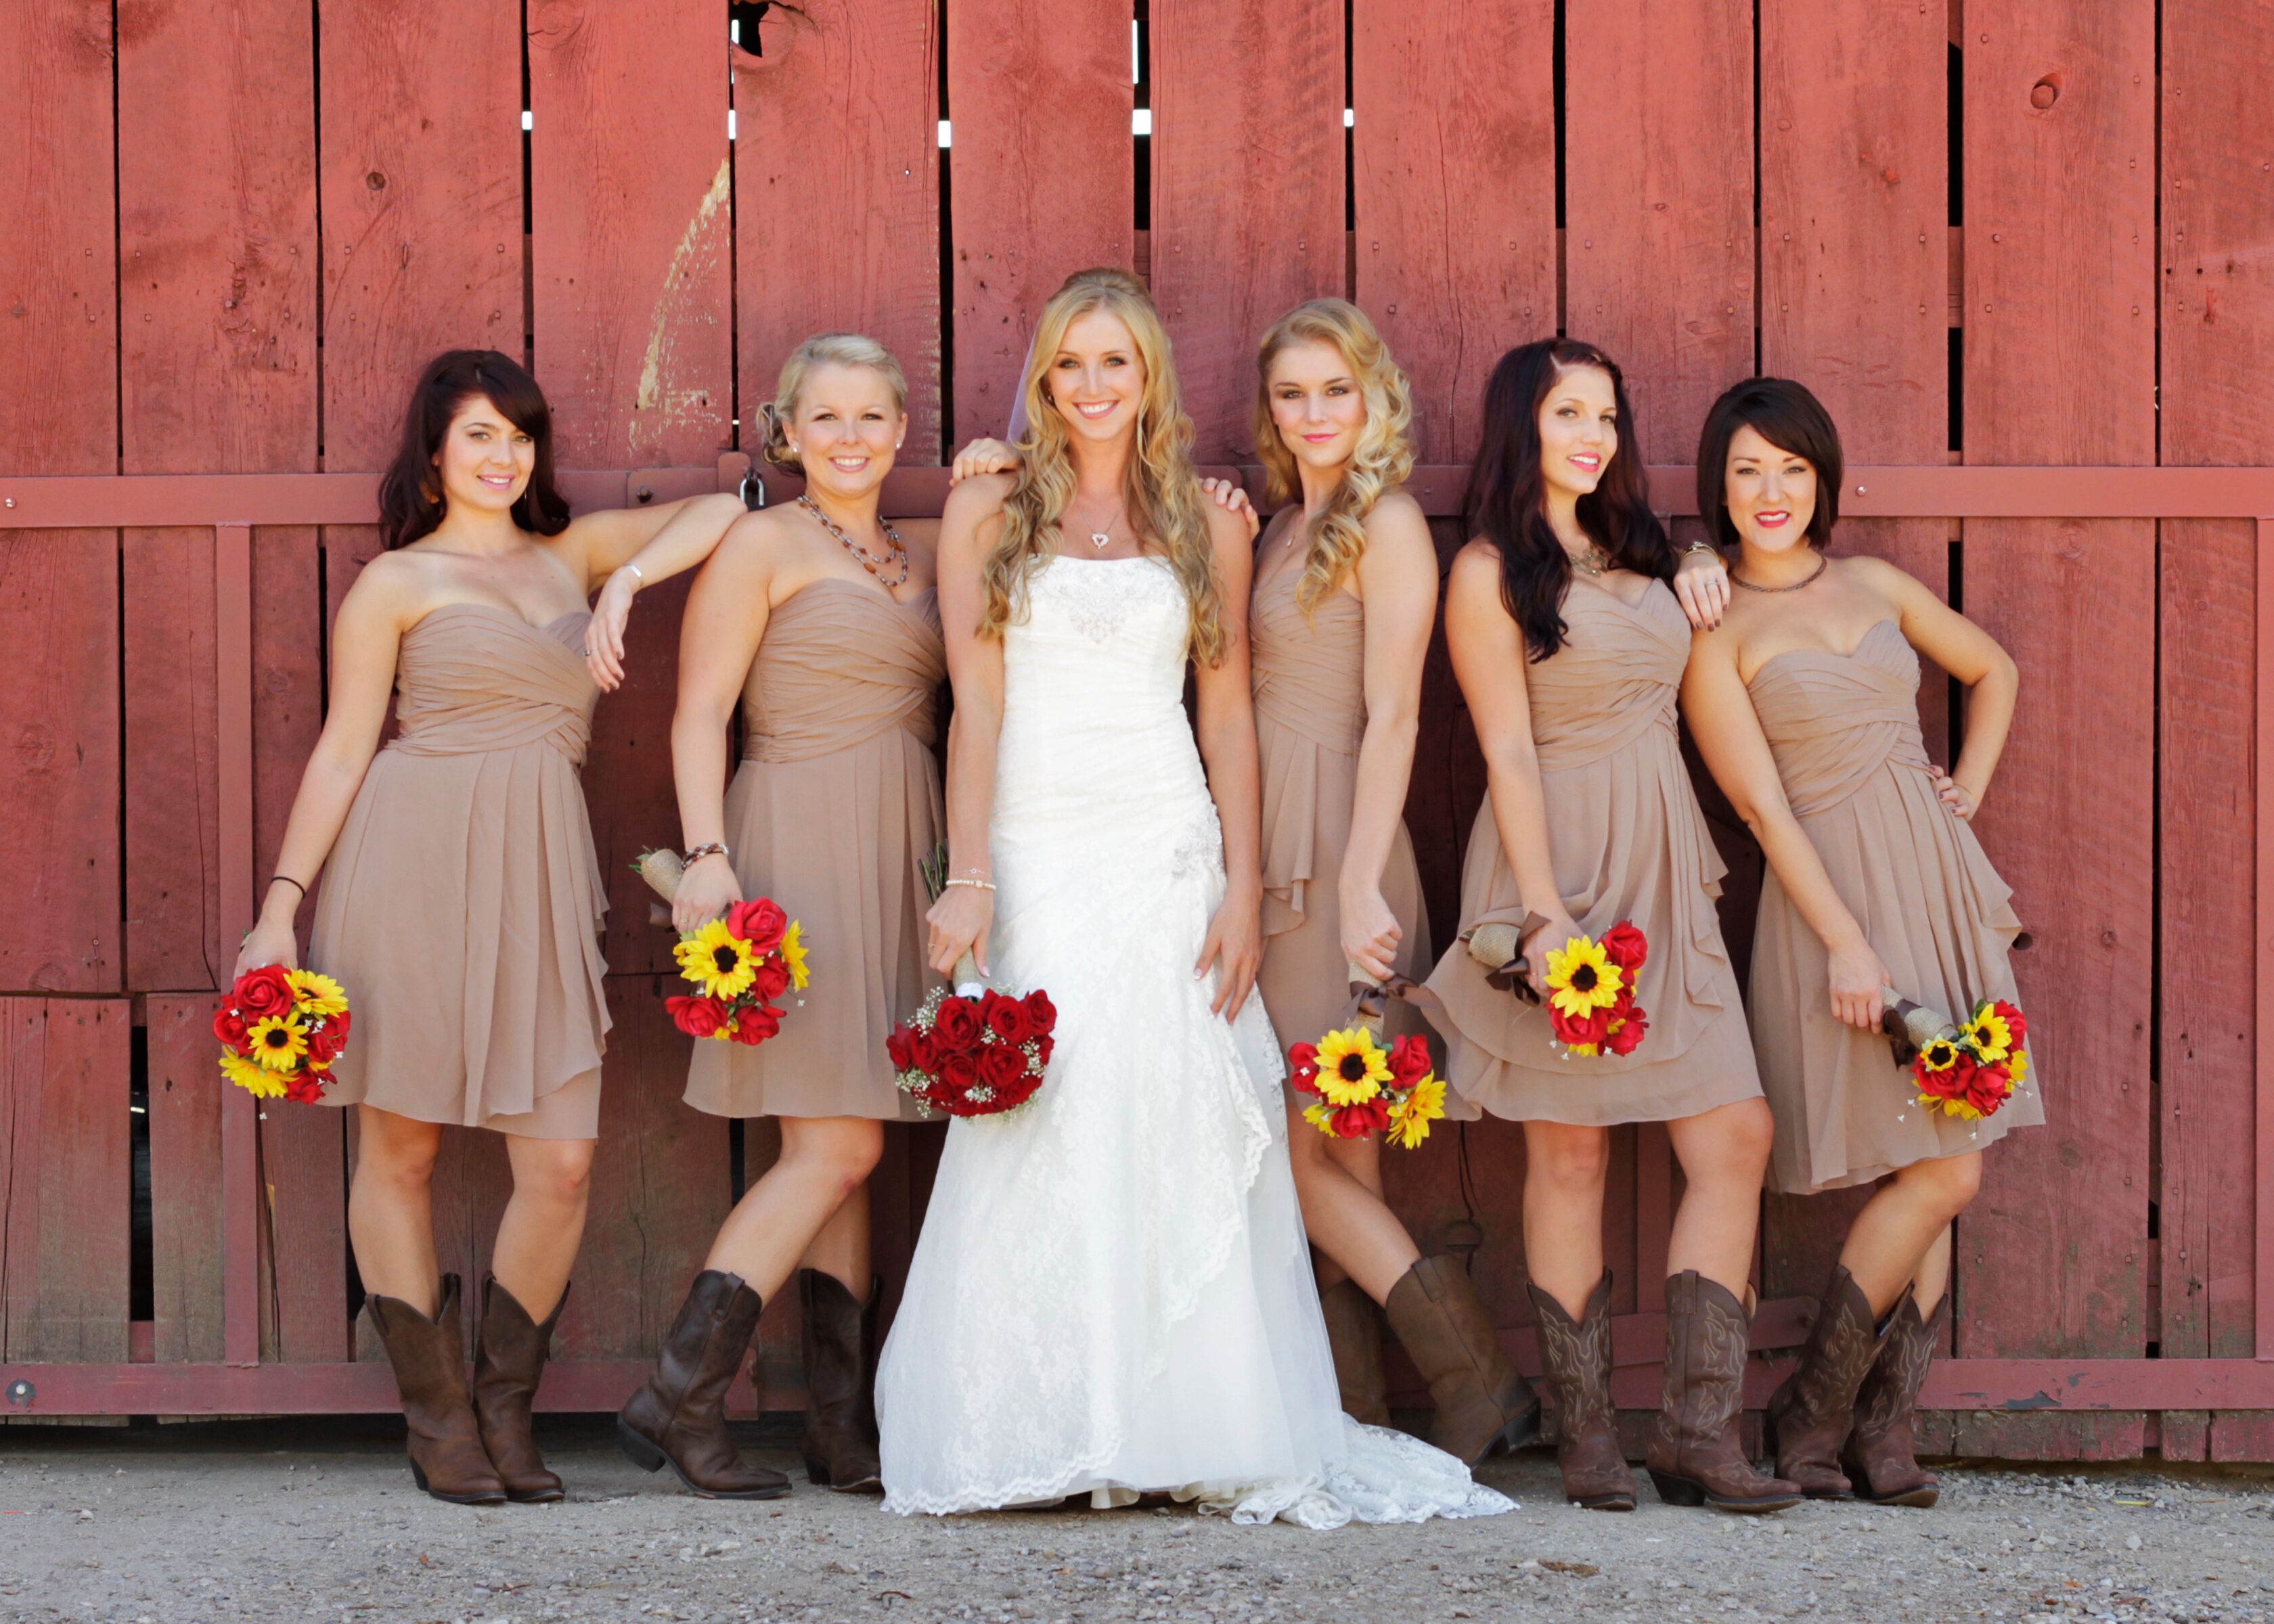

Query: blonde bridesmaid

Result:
[1423,338,1797,1514]
[616,335,945,1499]
[235,348,748,1504]
[1241,299,1537,1464]
[1683,376,2034,1508]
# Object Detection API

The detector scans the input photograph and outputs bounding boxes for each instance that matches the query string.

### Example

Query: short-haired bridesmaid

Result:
[1683,377,2036,1507]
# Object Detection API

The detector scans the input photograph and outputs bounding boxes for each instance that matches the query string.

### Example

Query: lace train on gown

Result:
[874,556,1511,1528]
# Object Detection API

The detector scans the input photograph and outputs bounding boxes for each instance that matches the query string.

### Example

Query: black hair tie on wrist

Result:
[270,875,308,900]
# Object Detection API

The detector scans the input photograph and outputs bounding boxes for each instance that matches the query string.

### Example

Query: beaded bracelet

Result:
[942,876,996,892]
[683,842,730,865]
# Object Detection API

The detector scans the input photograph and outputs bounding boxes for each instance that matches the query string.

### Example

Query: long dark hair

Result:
[376,349,571,550]
[1695,376,1845,551]
[1465,338,1672,662]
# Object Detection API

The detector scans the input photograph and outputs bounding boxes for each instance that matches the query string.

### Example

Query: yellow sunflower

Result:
[779,919,811,991]
[1386,1077,1446,1150]
[1917,1036,1961,1073]
[1312,1027,1390,1107]
[247,1015,309,1073]
[1963,1007,2015,1064]
[286,968,349,1018]
[676,918,758,1000]
[1544,937,1624,1019]
[221,1049,285,1098]
[1301,1100,1339,1137]
[2006,1045,2028,1083]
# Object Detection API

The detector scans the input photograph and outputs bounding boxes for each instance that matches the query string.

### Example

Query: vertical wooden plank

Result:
[1953,0,2156,1461]
[1755,0,1950,1309]
[530,0,733,980]
[0,1000,131,1361]
[556,978,730,1361]
[1561,0,1754,463]
[0,1,121,996]
[1149,0,1345,464]
[146,996,225,1364]
[2158,0,2274,1463]
[116,0,321,993]
[736,1,941,459]
[1350,0,1555,464]
[945,0,1133,441]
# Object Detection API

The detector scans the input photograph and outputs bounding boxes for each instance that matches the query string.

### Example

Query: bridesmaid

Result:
[617,334,944,1499]
[1243,298,1536,1464]
[1422,339,1798,1514]
[1682,377,2034,1507]
[234,348,748,1505]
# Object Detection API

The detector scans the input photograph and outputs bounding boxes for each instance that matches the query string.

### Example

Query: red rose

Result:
[1963,1059,2011,1116]
[724,898,787,955]
[937,1053,979,1098]
[282,1073,328,1105]
[213,1004,250,1051]
[933,996,983,1052]
[668,995,730,1039]
[235,964,296,1020]
[1551,1003,1610,1050]
[751,959,790,1002]
[1033,1033,1055,1068]
[906,1029,941,1074]
[1386,1034,1433,1086]
[303,1020,347,1066]
[979,1045,1029,1093]
[1918,1052,1973,1100]
[1989,999,2028,1046]
[1023,989,1057,1033]
[983,992,1032,1045]
[730,1003,782,1045]
[886,1025,917,1071]
[1331,1099,1390,1140]
[1600,922,1649,975]
[328,1006,351,1040]
[1287,1041,1321,1095]
[1605,1003,1649,1057]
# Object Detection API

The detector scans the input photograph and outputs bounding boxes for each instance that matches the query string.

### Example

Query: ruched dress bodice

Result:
[1425,582,1761,1126]
[686,579,947,1122]
[311,604,610,1137]
[1744,619,2040,1191]
[1249,562,1429,1062]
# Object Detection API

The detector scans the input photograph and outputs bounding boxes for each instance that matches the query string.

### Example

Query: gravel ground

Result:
[3,1420,2271,1624]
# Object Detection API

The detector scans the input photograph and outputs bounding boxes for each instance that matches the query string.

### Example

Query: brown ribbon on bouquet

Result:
[1337,908,1559,1030]
[1878,987,1962,1068]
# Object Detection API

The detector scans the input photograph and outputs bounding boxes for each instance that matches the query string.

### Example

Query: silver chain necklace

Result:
[1069,499,1126,551]
[1731,552,1829,594]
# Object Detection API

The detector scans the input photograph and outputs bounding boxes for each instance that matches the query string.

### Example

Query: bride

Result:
[874,268,1511,1527]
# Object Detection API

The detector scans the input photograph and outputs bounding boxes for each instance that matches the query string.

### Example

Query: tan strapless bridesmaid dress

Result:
[683,579,946,1121]
[1249,564,1431,1073]
[310,603,610,1138]
[1745,618,2041,1192]
[1424,583,1762,1125]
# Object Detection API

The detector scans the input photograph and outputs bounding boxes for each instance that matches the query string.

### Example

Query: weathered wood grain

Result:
[146,996,227,1364]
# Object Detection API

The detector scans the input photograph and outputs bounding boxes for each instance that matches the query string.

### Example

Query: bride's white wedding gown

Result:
[875,553,1512,1527]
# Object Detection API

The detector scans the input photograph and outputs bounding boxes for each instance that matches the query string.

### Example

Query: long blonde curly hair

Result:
[1251,299,1415,612]
[980,268,1226,664]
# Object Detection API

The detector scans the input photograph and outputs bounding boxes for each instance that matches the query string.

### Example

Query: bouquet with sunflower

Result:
[1887,990,2028,1121]
[216,964,351,1103]
[667,897,810,1047]
[1289,1026,1447,1149]
[1537,922,1650,1060]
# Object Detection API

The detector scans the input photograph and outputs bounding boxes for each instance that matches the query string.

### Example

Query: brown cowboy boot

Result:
[1763,1265,1886,1499]
[799,1271,884,1493]
[617,1270,790,1499]
[472,1276,566,1503]
[1528,1273,1636,1511]
[1645,1271,1802,1514]
[1842,1287,1946,1507]
[1384,1255,1539,1464]
[1318,1277,1391,1427]
[367,1273,506,1506]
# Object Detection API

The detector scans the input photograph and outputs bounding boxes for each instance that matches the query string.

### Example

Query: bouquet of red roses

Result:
[216,965,351,1104]
[1897,993,2029,1121]
[887,984,1056,1119]
[667,897,809,1047]
[1289,1025,1447,1149]
[1538,922,1650,1060]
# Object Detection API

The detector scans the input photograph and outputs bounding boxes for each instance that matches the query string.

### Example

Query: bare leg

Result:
[703,1115,883,1305]
[1664,1097,1776,1299]
[492,1135,598,1320]
[797,1180,873,1300]
[1837,1153,1981,1315]
[348,1106,445,1314]
[1286,1102,1421,1302]
[1521,1121,1612,1318]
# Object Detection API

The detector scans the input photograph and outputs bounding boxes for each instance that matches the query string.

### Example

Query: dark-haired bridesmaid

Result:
[1682,377,2034,1508]
[235,348,746,1506]
[1423,339,1798,1514]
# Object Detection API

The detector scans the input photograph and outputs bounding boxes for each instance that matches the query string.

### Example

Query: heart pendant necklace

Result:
[1079,501,1126,551]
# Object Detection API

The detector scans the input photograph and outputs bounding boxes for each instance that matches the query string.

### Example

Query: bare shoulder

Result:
[1448,535,1504,594]
[1360,488,1435,558]
[1831,551,1929,613]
